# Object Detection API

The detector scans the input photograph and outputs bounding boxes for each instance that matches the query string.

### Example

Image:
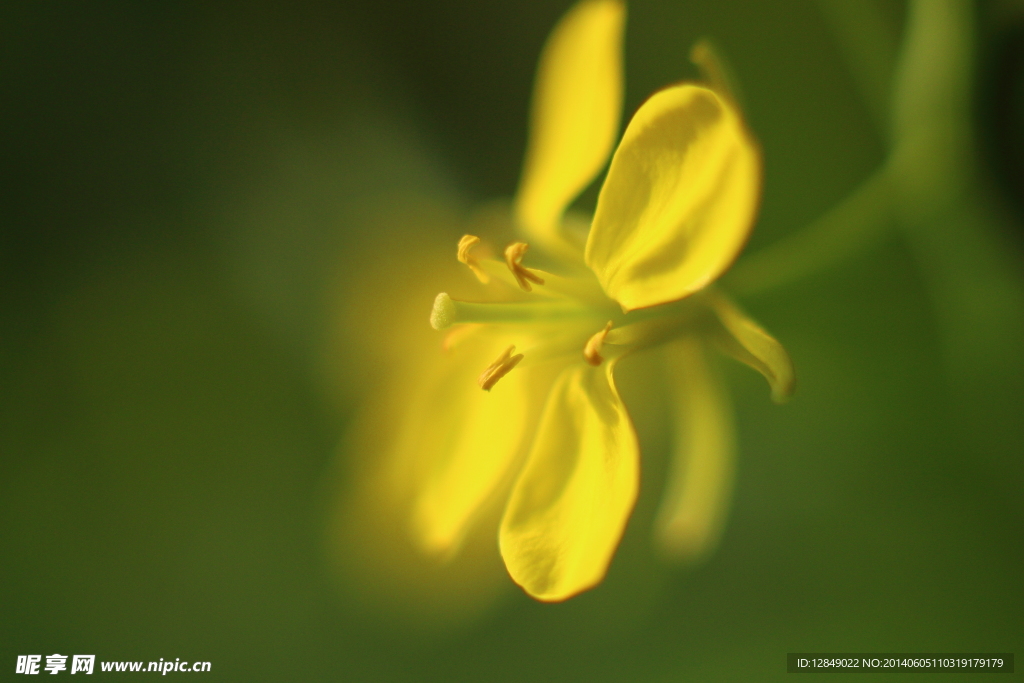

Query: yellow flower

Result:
[397,0,794,602]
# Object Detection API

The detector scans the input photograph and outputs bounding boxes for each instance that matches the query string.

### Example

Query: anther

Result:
[478,345,524,391]
[583,321,614,366]
[504,242,545,292]
[457,234,490,284]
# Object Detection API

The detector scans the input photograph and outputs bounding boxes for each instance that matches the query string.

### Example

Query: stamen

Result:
[504,242,545,291]
[478,345,524,391]
[583,321,614,366]
[457,234,490,284]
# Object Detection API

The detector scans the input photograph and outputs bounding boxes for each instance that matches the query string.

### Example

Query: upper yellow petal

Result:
[585,84,762,311]
[705,290,795,403]
[654,338,736,562]
[514,0,625,254]
[408,334,530,555]
[499,361,639,602]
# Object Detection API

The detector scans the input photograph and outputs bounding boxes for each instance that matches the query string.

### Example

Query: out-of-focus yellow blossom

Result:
[396,0,794,602]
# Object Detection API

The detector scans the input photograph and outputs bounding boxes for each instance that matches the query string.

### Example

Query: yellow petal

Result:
[408,335,531,555]
[499,361,639,601]
[514,0,625,253]
[705,290,795,403]
[585,84,761,311]
[654,338,735,562]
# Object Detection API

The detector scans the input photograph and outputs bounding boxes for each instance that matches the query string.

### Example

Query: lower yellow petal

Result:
[407,335,531,555]
[499,361,639,601]
[654,338,736,562]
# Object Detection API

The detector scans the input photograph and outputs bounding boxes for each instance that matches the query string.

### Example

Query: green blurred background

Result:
[2,0,1022,680]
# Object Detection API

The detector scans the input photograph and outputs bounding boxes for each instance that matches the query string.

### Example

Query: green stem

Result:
[724,165,896,297]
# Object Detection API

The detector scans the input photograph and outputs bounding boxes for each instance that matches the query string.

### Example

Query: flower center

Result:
[433,235,713,390]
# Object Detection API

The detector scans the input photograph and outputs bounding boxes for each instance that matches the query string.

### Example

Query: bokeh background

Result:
[3,0,1023,680]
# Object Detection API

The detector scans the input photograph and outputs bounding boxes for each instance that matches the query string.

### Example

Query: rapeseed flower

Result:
[393,0,794,602]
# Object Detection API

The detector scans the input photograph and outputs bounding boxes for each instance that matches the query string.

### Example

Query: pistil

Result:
[430,293,602,331]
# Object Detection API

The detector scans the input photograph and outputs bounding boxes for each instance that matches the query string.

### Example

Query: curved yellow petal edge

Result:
[409,336,530,556]
[515,0,625,251]
[705,290,795,403]
[586,84,762,311]
[499,361,639,601]
[654,338,735,562]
